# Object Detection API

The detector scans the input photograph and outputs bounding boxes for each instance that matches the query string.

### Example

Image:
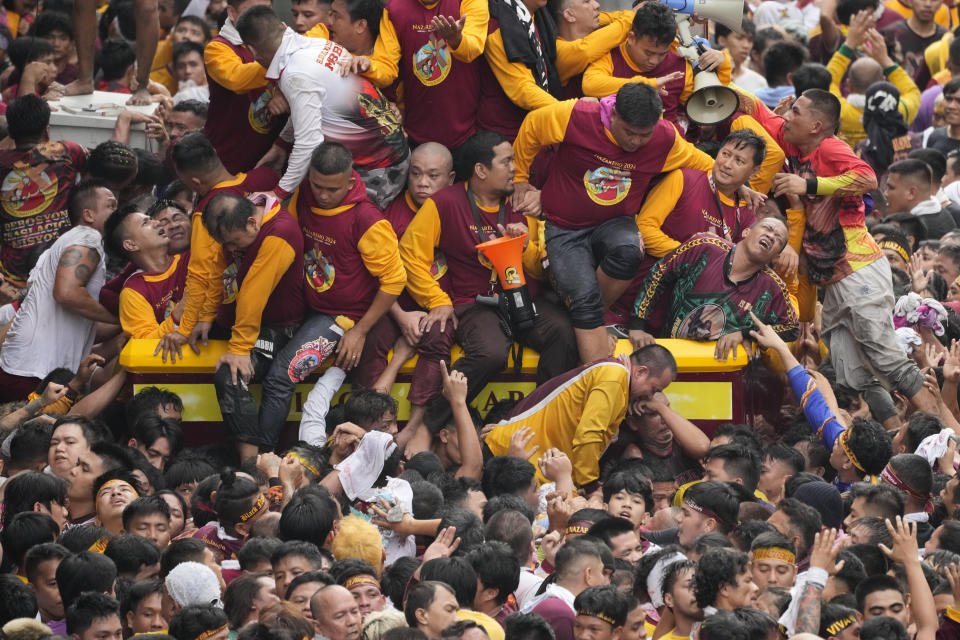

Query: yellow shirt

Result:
[204,39,268,94]
[457,610,505,640]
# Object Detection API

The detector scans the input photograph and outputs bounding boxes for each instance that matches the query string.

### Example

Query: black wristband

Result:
[806,178,819,195]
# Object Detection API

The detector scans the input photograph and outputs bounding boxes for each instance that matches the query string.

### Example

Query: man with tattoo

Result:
[0,181,119,401]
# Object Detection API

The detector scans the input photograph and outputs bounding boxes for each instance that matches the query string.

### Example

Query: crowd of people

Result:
[6,0,960,639]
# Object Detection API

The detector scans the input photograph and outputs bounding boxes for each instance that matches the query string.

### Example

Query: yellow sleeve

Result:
[399,199,451,309]
[636,170,685,257]
[358,219,407,296]
[523,216,546,280]
[150,66,178,96]
[204,40,268,94]
[581,51,656,98]
[305,22,330,38]
[119,288,175,339]
[888,65,921,125]
[484,28,557,111]
[365,10,403,87]
[827,48,850,91]
[513,99,577,182]
[716,49,732,85]
[570,366,630,486]
[787,207,805,253]
[729,114,785,193]
[228,236,296,356]
[179,215,223,336]
[678,52,731,105]
[555,12,633,83]
[662,128,714,173]
[451,0,489,62]
[678,61,694,105]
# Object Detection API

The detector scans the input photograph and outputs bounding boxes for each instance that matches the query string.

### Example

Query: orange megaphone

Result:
[476,233,527,290]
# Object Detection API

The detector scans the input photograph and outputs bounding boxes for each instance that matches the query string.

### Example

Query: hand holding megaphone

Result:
[497,223,530,249]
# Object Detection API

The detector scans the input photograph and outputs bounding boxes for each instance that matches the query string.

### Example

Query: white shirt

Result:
[733,67,768,93]
[521,583,576,614]
[515,568,545,611]
[0,225,105,379]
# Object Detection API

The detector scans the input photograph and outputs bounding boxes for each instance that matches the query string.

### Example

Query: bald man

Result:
[826,21,920,147]
[311,586,362,640]
[352,143,457,435]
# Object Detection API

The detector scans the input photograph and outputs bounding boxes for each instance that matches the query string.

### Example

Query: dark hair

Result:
[57,551,119,608]
[837,0,878,23]
[848,417,894,476]
[630,343,678,378]
[97,38,135,80]
[819,603,860,639]
[602,471,653,515]
[481,456,535,499]
[172,131,223,177]
[104,534,160,579]
[762,41,806,86]
[341,0,382,38]
[555,537,604,580]
[856,574,905,612]
[126,387,183,428]
[944,77,960,98]
[850,517,894,547]
[661,558,696,606]
[704,444,761,493]
[23,542,70,583]
[237,537,282,572]
[861,616,909,640]
[66,592,119,635]
[67,181,112,226]
[503,612,555,640]
[202,191,253,240]
[573,585,629,628]
[236,4,283,47]
[160,538,208,578]
[7,37,53,73]
[845,544,889,576]
[104,203,143,258]
[31,10,73,39]
[682,481,741,533]
[8,420,53,471]
[586,517,637,552]
[485,510,535,566]
[459,130,509,177]
[909,148,948,184]
[438,507,485,556]
[730,520,776,552]
[404,581,455,627]
[774,497,822,557]
[934,520,960,553]
[330,557,378,587]
[131,414,184,460]
[906,413,945,453]
[169,605,229,640]
[271,540,325,569]
[57,525,112,554]
[630,2,676,45]
[410,480,445,520]
[614,83,663,128]
[6,94,50,142]
[119,579,163,619]
[887,453,933,504]
[277,493,338,547]
[2,512,60,571]
[721,130,766,168]
[285,570,334,600]
[89,140,138,187]
[466,542,520,606]
[889,158,934,187]
[344,389,398,427]
[792,63,831,95]
[693,547,750,608]
[802,88,843,132]
[765,443,805,476]
[749,530,796,557]
[420,557,477,607]
[224,572,270,629]
[380,557,419,608]
[3,471,66,526]
[171,39,204,66]
[164,456,216,495]
[716,17,755,41]
[309,141,353,175]
[171,99,209,121]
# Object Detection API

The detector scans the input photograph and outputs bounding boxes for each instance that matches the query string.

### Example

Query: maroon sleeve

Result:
[98,262,137,316]
[245,166,281,193]
[937,608,960,640]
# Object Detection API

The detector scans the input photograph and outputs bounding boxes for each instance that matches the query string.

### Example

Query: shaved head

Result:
[407,142,456,207]
[411,142,453,172]
[849,57,883,94]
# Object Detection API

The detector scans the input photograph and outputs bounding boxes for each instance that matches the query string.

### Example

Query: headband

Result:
[87,537,109,554]
[825,617,856,637]
[880,463,934,513]
[97,479,139,501]
[194,624,228,640]
[344,574,380,591]
[576,610,618,627]
[286,451,321,477]
[879,240,909,263]
[683,498,721,523]
[646,552,687,609]
[838,429,866,473]
[752,547,797,565]
[565,520,593,536]
[239,493,267,522]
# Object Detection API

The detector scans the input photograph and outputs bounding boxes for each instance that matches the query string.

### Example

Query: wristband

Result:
[65,386,79,401]
[805,567,828,588]
[837,43,856,58]
[806,178,819,195]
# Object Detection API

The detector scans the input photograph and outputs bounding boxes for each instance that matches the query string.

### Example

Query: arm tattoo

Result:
[84,247,101,265]
[74,263,92,284]
[794,582,824,635]
[58,247,83,267]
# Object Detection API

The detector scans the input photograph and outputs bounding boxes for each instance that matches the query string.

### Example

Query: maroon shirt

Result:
[0,140,88,282]
[291,171,388,320]
[217,205,304,329]
[384,190,450,309]
[539,99,680,229]
[204,37,286,174]
[610,45,686,130]
[387,0,479,147]
[122,251,190,323]
[99,262,139,316]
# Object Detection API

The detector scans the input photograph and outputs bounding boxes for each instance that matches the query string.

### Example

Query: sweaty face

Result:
[125,212,169,254]
[863,589,908,627]
[69,451,106,505]
[609,530,644,565]
[751,558,796,590]
[274,555,319,600]
[677,504,711,546]
[782,96,826,147]
[159,493,186,536]
[290,581,325,617]
[609,111,655,153]
[347,582,386,619]
[49,423,90,478]
[327,0,363,53]
[629,366,674,402]
[606,490,647,529]
[882,172,915,214]
[165,110,205,142]
[723,568,759,608]
[317,588,363,640]
[563,0,600,30]
[291,0,330,33]
[742,218,789,264]
[407,151,454,207]
[665,567,700,619]
[420,588,460,638]
[153,206,191,254]
[128,592,167,634]
[573,615,617,640]
[702,458,738,484]
[309,168,355,210]
[935,253,960,284]
[127,513,172,549]
[171,20,207,44]
[174,51,206,85]
[624,33,671,73]
[481,141,517,197]
[713,142,759,191]
[96,481,138,528]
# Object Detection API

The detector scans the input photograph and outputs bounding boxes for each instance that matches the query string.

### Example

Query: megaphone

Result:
[660,0,744,125]
[476,234,537,333]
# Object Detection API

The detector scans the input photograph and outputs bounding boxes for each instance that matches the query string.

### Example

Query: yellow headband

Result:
[193,624,228,640]
[87,537,109,554]
[344,574,381,591]
[878,240,909,263]
[826,617,856,637]
[286,452,321,477]
[97,479,139,501]
[752,547,796,565]
[838,429,866,473]
[577,611,618,627]
[239,493,267,522]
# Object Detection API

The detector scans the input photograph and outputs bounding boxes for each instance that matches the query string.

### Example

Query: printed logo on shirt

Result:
[305,247,335,293]
[583,166,631,205]
[222,261,240,303]
[287,335,337,382]
[674,303,725,340]
[1,163,57,217]
[248,86,279,134]
[432,250,448,280]
[413,33,451,86]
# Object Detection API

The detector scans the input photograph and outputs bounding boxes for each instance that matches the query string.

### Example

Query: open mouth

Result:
[758,238,771,250]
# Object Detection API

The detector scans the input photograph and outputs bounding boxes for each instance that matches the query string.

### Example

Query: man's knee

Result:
[600,242,643,281]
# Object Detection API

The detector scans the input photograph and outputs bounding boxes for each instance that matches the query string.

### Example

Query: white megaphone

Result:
[660,0,744,125]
